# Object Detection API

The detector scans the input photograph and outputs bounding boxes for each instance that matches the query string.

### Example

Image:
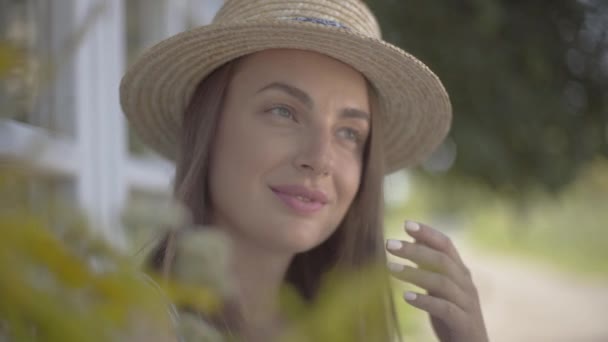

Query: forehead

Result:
[231,49,369,99]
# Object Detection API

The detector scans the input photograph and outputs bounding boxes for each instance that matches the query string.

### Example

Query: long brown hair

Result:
[147,56,399,340]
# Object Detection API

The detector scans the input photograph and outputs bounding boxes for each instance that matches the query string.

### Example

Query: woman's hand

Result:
[386,221,489,342]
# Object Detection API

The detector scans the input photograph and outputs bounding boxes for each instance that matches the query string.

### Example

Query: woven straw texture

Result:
[120,0,452,173]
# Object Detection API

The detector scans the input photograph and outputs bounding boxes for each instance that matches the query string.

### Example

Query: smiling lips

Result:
[270,184,328,214]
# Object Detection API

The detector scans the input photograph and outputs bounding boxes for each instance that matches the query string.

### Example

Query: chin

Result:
[286,236,327,253]
[263,219,334,254]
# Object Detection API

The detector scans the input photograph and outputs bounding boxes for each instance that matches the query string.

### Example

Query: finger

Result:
[388,262,470,311]
[403,291,467,332]
[404,220,466,268]
[386,239,470,291]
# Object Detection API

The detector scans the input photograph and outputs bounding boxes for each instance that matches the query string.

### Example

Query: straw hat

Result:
[120,0,452,173]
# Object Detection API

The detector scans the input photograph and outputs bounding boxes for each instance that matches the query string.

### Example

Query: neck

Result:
[224,230,294,336]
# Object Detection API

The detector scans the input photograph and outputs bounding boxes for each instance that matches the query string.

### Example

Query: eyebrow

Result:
[340,108,371,123]
[258,82,313,109]
[256,82,371,123]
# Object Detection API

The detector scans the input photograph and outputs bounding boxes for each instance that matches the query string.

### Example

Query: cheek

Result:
[209,115,288,194]
[335,156,363,209]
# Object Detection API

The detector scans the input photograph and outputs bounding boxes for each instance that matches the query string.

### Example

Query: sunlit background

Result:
[1,1,607,341]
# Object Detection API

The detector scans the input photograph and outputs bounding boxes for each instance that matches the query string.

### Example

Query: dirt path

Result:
[428,237,608,342]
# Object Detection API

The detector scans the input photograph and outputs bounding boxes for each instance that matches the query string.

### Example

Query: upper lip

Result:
[270,184,329,204]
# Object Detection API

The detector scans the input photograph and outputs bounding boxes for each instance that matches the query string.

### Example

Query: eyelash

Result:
[339,128,362,143]
[267,105,363,144]
[268,105,297,122]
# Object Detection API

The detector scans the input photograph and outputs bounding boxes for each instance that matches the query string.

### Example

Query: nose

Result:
[294,130,334,177]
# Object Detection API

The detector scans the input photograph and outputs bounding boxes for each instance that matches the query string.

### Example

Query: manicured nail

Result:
[405,221,420,233]
[387,262,404,272]
[386,239,403,251]
[404,291,417,301]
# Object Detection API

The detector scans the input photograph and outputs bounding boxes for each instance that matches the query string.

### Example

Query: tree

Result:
[367,0,608,193]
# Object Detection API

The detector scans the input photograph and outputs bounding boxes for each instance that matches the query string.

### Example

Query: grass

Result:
[463,159,608,279]
[387,158,608,281]
[465,191,608,279]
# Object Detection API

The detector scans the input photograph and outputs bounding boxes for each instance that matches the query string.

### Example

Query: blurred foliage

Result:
[0,168,404,341]
[0,0,106,126]
[367,0,608,193]
[0,220,172,341]
[0,39,33,123]
[0,41,24,78]
[280,265,394,342]
[0,169,223,341]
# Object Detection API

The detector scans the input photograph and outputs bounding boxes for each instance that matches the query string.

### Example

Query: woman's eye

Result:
[269,106,296,121]
[338,127,362,143]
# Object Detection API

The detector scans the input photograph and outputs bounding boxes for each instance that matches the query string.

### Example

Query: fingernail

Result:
[404,291,417,301]
[387,261,404,272]
[405,221,420,233]
[386,239,403,251]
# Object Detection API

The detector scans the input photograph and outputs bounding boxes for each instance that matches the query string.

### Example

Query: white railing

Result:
[0,0,220,245]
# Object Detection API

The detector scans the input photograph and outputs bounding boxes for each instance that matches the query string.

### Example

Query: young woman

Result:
[120,0,488,341]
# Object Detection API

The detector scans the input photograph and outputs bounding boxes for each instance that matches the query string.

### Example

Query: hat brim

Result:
[120,21,452,173]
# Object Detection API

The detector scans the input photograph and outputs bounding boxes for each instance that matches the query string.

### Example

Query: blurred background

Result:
[1,1,607,341]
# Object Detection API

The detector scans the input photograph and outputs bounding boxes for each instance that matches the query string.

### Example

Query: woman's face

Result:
[208,49,370,253]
